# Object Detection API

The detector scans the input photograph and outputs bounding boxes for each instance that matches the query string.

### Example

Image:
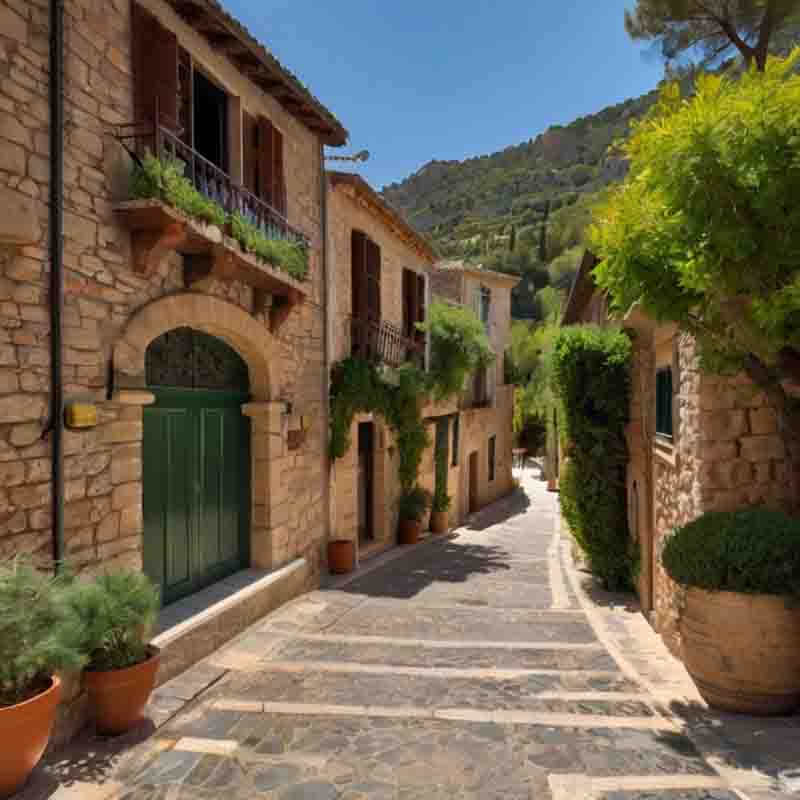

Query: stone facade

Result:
[565,271,795,659]
[0,0,341,740]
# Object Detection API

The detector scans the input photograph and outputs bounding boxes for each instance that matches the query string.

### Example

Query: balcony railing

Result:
[349,316,424,369]
[115,102,308,249]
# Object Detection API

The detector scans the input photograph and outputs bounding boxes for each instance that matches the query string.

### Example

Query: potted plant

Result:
[0,559,85,796]
[430,489,452,534]
[398,486,432,545]
[328,539,356,574]
[67,570,161,735]
[663,508,800,715]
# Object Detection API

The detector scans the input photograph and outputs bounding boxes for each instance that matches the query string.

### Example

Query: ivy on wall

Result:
[551,325,633,590]
[330,302,495,494]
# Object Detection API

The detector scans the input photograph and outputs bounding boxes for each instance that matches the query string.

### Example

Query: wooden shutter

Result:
[257,116,275,205]
[272,126,286,216]
[416,272,426,343]
[351,231,367,321]
[365,239,381,322]
[402,269,414,339]
[132,2,179,147]
[242,112,258,195]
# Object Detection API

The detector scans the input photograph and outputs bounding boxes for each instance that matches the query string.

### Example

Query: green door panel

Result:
[143,387,250,606]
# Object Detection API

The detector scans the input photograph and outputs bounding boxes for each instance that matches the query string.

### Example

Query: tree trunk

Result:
[743,354,800,512]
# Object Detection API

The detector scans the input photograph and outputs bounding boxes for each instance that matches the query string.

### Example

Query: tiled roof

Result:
[164,0,348,146]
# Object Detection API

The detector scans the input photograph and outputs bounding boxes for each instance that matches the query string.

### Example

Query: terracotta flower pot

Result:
[85,646,160,735]
[328,540,356,574]
[680,588,800,715]
[0,676,61,798]
[430,511,449,534]
[399,519,421,545]
[547,479,558,493]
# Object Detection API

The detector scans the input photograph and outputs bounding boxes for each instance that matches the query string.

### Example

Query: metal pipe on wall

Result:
[49,0,65,568]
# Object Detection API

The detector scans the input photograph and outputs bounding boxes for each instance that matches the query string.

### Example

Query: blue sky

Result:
[223,1,665,189]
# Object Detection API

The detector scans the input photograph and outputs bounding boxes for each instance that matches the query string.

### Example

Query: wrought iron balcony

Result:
[349,316,424,369]
[115,108,308,249]
[112,104,308,332]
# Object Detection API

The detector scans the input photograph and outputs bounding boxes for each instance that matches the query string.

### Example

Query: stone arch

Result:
[113,293,272,400]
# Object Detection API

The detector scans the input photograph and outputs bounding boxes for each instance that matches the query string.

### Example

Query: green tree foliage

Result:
[663,508,800,595]
[421,302,495,400]
[551,326,634,590]
[0,559,85,707]
[66,571,160,672]
[625,0,800,71]
[591,52,800,471]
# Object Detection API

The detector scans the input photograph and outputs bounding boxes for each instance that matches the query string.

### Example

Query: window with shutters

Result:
[656,367,674,439]
[488,435,497,482]
[402,269,426,344]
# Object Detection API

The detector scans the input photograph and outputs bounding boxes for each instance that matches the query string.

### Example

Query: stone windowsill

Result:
[653,435,677,467]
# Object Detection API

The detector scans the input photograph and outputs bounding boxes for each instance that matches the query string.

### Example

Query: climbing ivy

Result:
[329,359,430,492]
[330,302,494,492]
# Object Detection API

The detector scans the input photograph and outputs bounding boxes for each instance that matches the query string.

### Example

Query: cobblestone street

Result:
[21,471,800,800]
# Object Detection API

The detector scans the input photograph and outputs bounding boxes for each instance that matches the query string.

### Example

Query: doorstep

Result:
[153,559,310,686]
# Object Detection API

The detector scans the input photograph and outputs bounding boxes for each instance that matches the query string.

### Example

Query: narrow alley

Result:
[21,472,800,799]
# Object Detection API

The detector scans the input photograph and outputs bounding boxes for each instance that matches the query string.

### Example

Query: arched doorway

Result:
[143,327,251,605]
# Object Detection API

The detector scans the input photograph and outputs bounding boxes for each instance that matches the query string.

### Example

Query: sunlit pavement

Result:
[20,469,800,800]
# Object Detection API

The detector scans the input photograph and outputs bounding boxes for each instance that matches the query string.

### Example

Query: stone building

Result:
[563,251,794,656]
[326,190,519,565]
[430,261,519,518]
[0,0,347,733]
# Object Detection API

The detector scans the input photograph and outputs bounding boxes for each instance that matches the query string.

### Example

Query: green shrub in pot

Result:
[0,558,85,795]
[662,508,800,715]
[398,486,432,523]
[66,570,162,735]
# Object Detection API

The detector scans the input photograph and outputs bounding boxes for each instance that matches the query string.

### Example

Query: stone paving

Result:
[18,470,800,799]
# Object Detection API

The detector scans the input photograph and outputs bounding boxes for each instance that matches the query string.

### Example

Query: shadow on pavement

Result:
[461,486,533,532]
[338,540,515,600]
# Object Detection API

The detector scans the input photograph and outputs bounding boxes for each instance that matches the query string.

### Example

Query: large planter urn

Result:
[328,540,356,574]
[85,646,161,735]
[430,511,449,534]
[680,588,800,715]
[399,519,422,545]
[0,676,61,798]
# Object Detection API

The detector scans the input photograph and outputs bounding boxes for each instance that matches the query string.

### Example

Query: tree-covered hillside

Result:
[381,90,660,318]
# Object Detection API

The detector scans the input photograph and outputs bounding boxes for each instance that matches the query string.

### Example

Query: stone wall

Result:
[1,0,331,742]
[429,268,463,306]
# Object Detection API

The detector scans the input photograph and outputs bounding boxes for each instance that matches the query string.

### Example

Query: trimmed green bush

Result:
[551,325,633,590]
[663,509,800,597]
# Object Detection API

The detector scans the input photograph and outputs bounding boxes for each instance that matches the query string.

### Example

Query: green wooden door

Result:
[143,329,250,606]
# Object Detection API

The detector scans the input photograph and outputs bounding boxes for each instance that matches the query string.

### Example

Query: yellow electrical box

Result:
[65,402,98,430]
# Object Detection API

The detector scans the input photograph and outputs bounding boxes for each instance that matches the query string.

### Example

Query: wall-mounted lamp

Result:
[325,150,370,163]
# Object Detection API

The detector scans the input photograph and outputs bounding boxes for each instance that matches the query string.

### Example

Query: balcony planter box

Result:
[328,540,356,574]
[0,677,61,797]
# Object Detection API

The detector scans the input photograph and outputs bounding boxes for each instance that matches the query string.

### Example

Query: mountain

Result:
[383,90,658,255]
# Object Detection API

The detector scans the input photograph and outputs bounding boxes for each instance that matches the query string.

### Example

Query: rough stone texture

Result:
[0,0,328,740]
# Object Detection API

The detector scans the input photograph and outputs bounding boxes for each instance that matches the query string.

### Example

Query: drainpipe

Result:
[49,0,65,569]
[320,145,333,550]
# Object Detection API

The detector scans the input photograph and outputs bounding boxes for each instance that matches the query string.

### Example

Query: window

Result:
[402,269,426,344]
[451,414,460,467]
[472,285,491,330]
[656,367,674,438]
[243,114,286,215]
[488,435,496,482]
